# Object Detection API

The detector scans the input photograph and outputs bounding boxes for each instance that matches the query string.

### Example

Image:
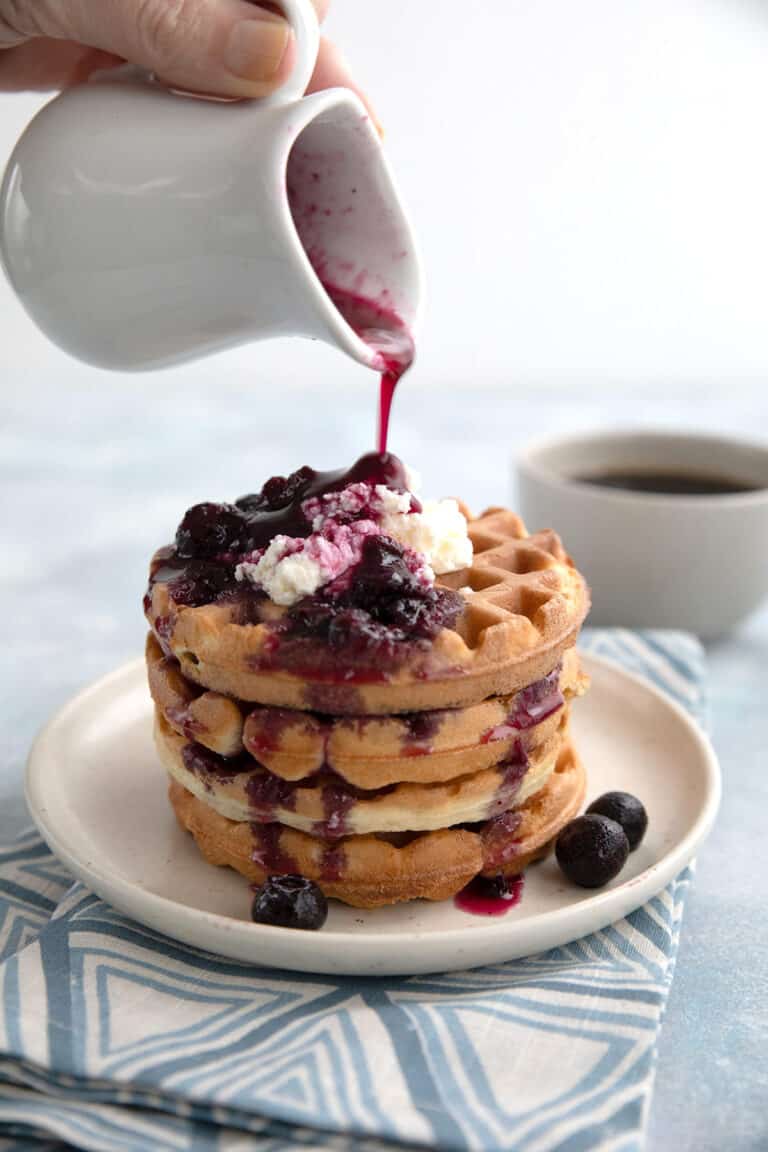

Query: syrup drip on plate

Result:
[454,874,525,916]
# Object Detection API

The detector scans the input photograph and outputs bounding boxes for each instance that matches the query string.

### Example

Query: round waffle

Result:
[155,710,565,836]
[148,632,587,785]
[168,739,586,908]
[145,510,590,714]
[146,634,244,757]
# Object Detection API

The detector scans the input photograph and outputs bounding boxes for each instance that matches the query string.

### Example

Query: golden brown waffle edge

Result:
[168,740,586,909]
[145,510,590,714]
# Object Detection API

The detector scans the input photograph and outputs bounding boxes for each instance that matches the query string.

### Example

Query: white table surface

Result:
[1,372,766,1152]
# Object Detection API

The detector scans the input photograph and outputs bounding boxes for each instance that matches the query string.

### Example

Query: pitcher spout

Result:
[281,88,423,371]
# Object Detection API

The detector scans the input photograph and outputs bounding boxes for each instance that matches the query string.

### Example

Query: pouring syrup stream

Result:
[320,282,414,453]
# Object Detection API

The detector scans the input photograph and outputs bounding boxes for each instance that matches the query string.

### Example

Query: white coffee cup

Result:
[517,429,768,638]
[0,0,422,371]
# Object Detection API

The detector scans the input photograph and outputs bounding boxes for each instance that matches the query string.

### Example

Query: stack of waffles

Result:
[145,505,591,909]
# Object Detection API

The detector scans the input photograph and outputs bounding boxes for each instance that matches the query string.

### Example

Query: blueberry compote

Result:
[146,453,464,679]
[234,451,415,536]
[270,536,464,678]
[149,453,410,603]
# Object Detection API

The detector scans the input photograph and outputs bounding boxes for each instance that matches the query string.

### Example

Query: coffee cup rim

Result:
[518,427,768,507]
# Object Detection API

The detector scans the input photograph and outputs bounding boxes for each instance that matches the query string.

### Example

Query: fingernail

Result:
[225,18,291,81]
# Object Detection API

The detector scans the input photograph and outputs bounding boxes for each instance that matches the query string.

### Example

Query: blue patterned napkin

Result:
[0,630,706,1152]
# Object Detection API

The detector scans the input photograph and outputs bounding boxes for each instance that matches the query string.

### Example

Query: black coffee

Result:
[576,471,760,496]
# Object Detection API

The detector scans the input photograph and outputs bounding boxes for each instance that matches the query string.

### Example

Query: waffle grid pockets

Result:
[146,503,591,908]
[146,508,590,713]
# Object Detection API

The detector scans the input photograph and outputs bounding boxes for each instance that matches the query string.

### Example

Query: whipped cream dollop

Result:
[235,475,473,607]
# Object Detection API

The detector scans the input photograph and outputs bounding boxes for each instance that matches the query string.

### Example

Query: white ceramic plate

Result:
[26,654,720,976]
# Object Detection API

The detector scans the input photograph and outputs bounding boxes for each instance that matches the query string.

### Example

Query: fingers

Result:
[307,36,382,135]
[0,0,329,99]
[0,38,122,90]
[0,0,376,118]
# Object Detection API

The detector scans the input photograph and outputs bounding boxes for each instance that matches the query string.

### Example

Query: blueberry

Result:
[251,875,328,930]
[279,534,464,654]
[166,559,237,606]
[352,536,415,596]
[254,467,315,511]
[555,815,629,888]
[587,792,648,851]
[175,502,247,558]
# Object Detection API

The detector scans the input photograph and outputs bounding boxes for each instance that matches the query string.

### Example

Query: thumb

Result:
[0,0,298,99]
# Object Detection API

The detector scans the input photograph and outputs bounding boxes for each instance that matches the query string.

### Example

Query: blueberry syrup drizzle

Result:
[180,738,301,817]
[482,811,524,869]
[154,615,173,648]
[243,708,313,758]
[251,812,346,885]
[250,824,296,874]
[319,844,346,882]
[378,369,400,456]
[487,744,529,814]
[309,778,393,839]
[454,874,525,917]
[182,729,395,837]
[315,780,357,839]
[165,704,206,742]
[181,742,251,789]
[400,710,444,755]
[317,283,414,455]
[185,452,411,560]
[248,771,396,839]
[481,665,565,743]
[246,771,299,821]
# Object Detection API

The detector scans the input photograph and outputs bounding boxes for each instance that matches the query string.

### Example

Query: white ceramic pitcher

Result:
[0,0,422,371]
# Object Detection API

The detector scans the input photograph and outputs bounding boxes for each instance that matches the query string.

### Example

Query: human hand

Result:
[0,0,374,117]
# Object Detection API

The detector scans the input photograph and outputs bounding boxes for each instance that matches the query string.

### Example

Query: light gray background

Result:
[3,0,768,387]
[1,2,767,1150]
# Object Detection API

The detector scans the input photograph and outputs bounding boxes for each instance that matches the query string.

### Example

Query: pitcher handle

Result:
[262,0,321,105]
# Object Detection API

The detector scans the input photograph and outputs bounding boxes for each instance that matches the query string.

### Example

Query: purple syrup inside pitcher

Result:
[286,137,416,453]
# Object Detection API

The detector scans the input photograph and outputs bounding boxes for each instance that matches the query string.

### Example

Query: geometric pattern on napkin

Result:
[0,630,706,1152]
[0,832,71,966]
